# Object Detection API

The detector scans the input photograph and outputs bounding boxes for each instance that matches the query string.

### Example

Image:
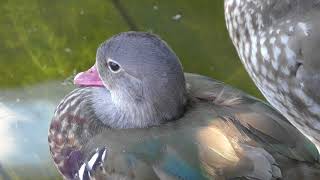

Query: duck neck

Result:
[90,87,164,128]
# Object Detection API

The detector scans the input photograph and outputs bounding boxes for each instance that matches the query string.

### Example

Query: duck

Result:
[224,0,320,150]
[48,32,320,180]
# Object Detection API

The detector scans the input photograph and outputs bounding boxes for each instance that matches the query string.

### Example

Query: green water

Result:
[0,0,263,179]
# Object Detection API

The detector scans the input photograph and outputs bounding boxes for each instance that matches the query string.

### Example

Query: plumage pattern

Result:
[49,73,320,180]
[224,0,320,149]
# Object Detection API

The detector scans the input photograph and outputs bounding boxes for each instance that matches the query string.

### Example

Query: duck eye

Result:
[108,60,120,72]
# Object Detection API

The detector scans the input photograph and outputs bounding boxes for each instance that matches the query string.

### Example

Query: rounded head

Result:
[75,32,187,127]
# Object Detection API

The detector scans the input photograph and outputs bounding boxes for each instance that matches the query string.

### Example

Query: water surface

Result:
[0,0,262,179]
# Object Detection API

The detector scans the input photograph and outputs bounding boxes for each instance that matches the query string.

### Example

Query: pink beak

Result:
[74,64,105,87]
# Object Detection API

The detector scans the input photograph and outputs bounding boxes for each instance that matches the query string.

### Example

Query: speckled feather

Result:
[224,0,320,150]
[48,87,107,179]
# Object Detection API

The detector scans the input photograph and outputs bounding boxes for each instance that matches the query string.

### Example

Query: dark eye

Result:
[108,61,120,72]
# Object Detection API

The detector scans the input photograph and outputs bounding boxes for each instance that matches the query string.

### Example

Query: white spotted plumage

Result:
[224,0,320,150]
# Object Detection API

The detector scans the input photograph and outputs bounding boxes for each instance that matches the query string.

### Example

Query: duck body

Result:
[49,73,320,180]
[48,32,320,180]
[224,0,320,149]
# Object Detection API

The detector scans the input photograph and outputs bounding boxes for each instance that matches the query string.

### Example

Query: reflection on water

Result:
[0,0,263,179]
[0,82,72,179]
[1,100,55,164]
[0,104,16,160]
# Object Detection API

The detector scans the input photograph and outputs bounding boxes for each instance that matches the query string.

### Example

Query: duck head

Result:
[74,32,187,128]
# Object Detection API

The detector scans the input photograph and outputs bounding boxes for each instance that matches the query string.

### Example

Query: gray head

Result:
[77,32,187,128]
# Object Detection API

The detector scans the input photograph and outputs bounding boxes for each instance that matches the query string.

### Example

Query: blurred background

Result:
[0,0,262,179]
